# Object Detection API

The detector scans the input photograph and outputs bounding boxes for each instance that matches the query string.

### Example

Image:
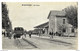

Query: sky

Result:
[6,2,77,31]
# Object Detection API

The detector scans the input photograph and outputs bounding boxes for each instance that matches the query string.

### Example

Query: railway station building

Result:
[34,10,77,36]
[47,10,76,36]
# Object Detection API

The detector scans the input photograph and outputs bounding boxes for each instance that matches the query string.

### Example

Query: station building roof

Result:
[34,22,49,28]
[47,10,66,19]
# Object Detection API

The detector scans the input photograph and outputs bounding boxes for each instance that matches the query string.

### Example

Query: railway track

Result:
[22,38,38,48]
[32,37,72,46]
[14,38,38,49]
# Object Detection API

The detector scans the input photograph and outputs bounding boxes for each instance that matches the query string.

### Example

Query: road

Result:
[2,35,77,50]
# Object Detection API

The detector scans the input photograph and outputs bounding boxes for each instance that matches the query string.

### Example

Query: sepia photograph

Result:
[2,2,78,50]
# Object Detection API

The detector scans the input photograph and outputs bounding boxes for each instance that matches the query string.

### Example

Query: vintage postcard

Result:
[2,2,78,50]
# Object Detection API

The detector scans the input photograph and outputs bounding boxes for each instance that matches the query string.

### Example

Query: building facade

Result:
[48,10,76,36]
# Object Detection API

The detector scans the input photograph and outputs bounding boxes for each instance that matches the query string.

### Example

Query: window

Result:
[63,28,66,33]
[63,19,65,24]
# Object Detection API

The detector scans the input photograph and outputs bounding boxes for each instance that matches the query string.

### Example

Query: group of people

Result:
[2,29,12,39]
[2,29,55,39]
[28,31,54,39]
[24,31,32,38]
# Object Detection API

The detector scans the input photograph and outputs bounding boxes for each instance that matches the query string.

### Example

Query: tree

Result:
[2,2,12,36]
[2,2,12,29]
[63,5,78,28]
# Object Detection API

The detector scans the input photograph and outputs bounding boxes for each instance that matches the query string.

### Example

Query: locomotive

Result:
[13,27,24,39]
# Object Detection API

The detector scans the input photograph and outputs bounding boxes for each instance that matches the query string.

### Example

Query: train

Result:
[13,27,24,39]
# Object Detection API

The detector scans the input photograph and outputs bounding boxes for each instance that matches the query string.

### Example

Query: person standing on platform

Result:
[49,32,52,39]
[29,32,32,38]
[51,32,53,38]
